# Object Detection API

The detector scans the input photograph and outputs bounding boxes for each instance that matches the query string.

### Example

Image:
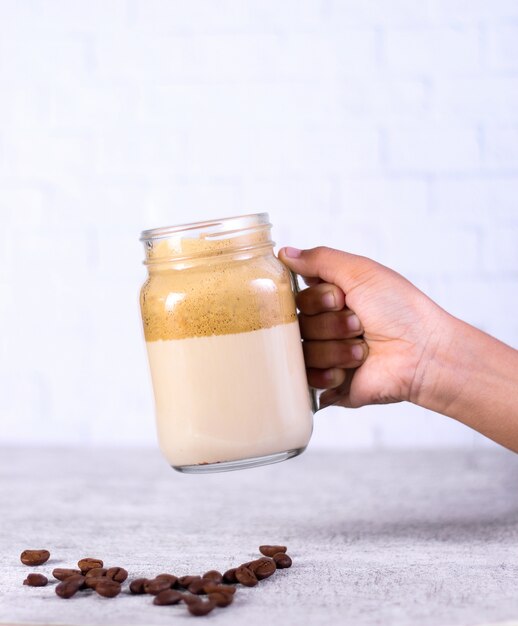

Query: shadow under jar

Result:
[139,213,314,473]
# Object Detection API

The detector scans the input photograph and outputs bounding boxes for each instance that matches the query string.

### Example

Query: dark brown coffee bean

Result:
[105,567,128,583]
[67,574,86,584]
[178,575,200,589]
[202,582,236,595]
[77,558,103,573]
[155,573,178,587]
[20,550,50,566]
[84,577,105,590]
[259,545,287,558]
[188,578,207,595]
[235,565,258,587]
[253,558,276,580]
[67,574,87,589]
[144,578,173,595]
[187,598,216,616]
[129,578,148,594]
[273,552,292,569]
[95,579,121,598]
[248,557,271,572]
[222,568,238,584]
[208,591,234,607]
[153,589,183,605]
[85,567,107,578]
[182,593,201,606]
[53,568,82,581]
[23,573,48,587]
[55,575,85,598]
[202,570,223,583]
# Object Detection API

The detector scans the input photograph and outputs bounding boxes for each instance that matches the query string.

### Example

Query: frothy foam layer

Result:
[141,237,296,341]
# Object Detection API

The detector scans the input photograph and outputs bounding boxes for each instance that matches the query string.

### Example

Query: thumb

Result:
[278,246,369,294]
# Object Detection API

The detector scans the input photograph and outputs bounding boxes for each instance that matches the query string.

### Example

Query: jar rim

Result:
[140,212,270,242]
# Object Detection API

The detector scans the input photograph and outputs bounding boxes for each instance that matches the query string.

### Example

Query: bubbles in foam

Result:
[141,236,296,341]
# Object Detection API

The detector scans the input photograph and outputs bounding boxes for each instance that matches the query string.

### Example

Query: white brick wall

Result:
[0,0,517,451]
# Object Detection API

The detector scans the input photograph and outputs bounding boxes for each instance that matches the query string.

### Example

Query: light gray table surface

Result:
[0,446,517,626]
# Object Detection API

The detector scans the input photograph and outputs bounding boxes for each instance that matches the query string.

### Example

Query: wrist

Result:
[409,311,467,414]
[410,313,518,451]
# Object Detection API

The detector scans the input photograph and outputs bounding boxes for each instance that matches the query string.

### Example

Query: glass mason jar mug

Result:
[139,213,315,473]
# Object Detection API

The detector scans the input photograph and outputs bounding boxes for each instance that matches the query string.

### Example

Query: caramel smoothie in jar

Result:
[140,213,314,473]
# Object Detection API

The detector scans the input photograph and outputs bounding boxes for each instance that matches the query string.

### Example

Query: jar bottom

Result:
[172,446,307,474]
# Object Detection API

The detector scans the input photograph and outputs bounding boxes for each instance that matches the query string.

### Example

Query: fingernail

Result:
[322,291,336,308]
[347,314,361,332]
[352,344,364,361]
[323,369,336,382]
[284,246,302,258]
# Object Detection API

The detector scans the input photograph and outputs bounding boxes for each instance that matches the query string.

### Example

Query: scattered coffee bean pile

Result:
[20,544,292,617]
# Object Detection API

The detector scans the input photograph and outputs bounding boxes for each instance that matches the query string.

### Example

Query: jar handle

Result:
[289,270,321,414]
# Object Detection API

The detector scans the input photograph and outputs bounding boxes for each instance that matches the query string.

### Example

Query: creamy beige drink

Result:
[140,213,314,472]
[146,322,312,466]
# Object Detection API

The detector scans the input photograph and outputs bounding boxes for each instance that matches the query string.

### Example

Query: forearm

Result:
[415,314,518,452]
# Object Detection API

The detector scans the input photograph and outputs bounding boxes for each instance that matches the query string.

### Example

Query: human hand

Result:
[278,246,450,410]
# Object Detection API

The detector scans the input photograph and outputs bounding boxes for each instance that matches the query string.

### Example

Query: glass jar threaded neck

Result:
[140,213,273,267]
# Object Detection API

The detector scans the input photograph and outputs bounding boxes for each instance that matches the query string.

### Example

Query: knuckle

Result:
[311,245,332,259]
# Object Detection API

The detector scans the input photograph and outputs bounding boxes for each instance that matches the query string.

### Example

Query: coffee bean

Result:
[208,591,234,608]
[202,570,223,583]
[23,573,48,587]
[248,557,271,572]
[55,575,85,599]
[19,545,293,615]
[85,568,107,578]
[235,565,258,587]
[273,553,292,569]
[77,558,103,573]
[259,545,287,558]
[53,568,82,581]
[202,582,236,595]
[95,579,121,598]
[188,578,207,595]
[187,598,216,616]
[181,593,201,606]
[153,589,183,606]
[105,567,128,583]
[67,574,87,589]
[178,575,200,589]
[144,578,174,595]
[84,577,105,590]
[155,573,178,587]
[129,578,148,594]
[222,568,238,584]
[252,558,276,580]
[20,550,50,566]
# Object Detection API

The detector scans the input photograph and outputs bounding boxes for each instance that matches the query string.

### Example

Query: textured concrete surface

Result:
[0,447,517,626]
